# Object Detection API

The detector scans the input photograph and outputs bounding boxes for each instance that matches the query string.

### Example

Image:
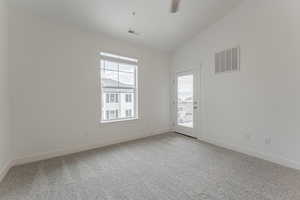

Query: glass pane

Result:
[177,75,193,128]
[103,60,118,71]
[119,71,135,88]
[119,64,135,88]
[119,63,136,73]
[101,61,118,88]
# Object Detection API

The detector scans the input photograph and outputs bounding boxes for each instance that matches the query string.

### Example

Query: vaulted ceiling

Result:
[8,0,242,52]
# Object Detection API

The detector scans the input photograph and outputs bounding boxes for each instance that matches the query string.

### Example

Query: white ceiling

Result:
[8,0,242,52]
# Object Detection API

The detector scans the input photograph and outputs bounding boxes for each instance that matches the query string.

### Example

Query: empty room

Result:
[1,0,300,199]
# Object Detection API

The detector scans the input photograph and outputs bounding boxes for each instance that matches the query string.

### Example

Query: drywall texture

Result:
[0,0,11,174]
[172,0,300,168]
[9,9,171,161]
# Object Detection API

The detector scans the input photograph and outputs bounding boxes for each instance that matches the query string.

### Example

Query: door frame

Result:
[173,67,201,138]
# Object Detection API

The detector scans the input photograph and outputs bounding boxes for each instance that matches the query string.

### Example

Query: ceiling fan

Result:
[170,0,181,13]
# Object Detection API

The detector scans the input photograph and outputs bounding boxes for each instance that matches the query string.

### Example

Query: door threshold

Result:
[174,132,197,139]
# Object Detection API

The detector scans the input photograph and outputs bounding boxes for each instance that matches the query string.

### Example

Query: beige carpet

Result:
[1,132,300,200]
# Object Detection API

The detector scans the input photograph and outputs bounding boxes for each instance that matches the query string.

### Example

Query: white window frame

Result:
[99,52,139,123]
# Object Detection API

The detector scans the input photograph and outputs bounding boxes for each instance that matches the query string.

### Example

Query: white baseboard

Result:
[198,136,300,171]
[0,160,14,183]
[14,129,171,166]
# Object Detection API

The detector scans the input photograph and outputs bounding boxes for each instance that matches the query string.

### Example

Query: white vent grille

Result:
[215,47,240,74]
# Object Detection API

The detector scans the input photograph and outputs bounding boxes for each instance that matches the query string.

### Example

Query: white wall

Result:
[9,9,171,163]
[172,0,300,169]
[0,0,11,177]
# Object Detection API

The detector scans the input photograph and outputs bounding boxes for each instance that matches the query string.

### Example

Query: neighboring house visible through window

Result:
[106,110,119,120]
[100,52,138,122]
[106,93,119,103]
[126,109,132,117]
[125,94,132,103]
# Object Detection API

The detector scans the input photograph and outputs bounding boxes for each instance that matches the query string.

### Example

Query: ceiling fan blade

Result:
[170,0,181,13]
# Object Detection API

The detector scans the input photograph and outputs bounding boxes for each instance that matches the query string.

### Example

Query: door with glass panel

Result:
[174,70,199,138]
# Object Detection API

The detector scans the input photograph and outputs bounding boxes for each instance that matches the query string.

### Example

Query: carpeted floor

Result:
[1,132,300,200]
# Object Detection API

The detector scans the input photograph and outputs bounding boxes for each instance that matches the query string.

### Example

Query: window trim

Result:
[99,53,139,124]
[101,117,139,124]
[100,52,138,63]
[100,52,138,66]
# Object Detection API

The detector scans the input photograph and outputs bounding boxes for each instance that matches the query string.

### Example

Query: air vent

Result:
[215,47,240,74]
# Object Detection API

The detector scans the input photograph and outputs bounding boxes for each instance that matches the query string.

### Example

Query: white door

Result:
[174,70,200,138]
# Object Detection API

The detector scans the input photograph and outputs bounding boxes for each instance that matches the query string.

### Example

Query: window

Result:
[100,52,138,122]
[125,94,132,103]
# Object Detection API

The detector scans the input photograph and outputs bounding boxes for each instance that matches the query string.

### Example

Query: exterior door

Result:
[174,70,200,138]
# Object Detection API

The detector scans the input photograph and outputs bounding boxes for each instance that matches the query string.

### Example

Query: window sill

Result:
[100,117,139,124]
